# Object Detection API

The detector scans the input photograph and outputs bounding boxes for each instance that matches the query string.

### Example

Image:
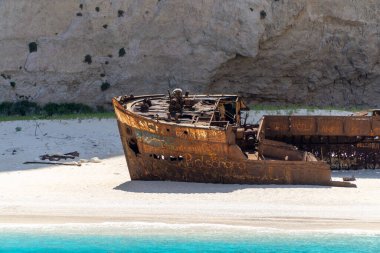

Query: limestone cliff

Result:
[0,0,379,107]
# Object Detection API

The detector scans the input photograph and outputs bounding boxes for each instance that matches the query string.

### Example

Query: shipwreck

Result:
[112,89,379,187]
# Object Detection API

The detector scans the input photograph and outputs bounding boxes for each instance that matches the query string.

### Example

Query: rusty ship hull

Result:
[113,92,354,187]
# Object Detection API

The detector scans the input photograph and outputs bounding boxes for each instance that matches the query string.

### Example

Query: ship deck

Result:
[123,94,242,129]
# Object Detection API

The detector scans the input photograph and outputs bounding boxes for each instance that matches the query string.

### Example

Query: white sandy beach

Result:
[1,118,380,232]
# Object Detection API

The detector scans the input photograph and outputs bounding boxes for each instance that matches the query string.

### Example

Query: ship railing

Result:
[210,121,230,128]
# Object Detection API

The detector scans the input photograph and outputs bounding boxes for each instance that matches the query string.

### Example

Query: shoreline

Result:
[1,215,380,233]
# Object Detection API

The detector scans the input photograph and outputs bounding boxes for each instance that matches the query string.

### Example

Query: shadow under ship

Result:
[112,89,380,187]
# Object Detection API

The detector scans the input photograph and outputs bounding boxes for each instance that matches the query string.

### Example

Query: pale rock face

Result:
[0,0,378,107]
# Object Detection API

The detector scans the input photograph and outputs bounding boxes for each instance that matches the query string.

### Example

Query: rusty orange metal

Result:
[264,115,380,137]
[113,90,357,187]
[262,114,380,170]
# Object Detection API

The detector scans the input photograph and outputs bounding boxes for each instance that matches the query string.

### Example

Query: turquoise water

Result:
[0,223,379,253]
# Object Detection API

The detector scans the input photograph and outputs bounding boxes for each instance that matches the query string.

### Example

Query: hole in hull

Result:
[128,138,140,155]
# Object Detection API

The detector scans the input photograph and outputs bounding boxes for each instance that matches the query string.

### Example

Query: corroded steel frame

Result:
[263,115,380,137]
[262,115,380,170]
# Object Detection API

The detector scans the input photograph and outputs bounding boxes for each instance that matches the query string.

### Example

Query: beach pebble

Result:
[90,157,102,163]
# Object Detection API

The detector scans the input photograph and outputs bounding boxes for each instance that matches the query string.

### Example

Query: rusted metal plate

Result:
[290,116,316,135]
[120,148,332,186]
[372,118,380,135]
[264,116,289,136]
[115,114,338,185]
[258,139,304,161]
[264,116,380,137]
[316,117,344,136]
[344,117,372,136]
[114,100,228,143]
[136,129,238,157]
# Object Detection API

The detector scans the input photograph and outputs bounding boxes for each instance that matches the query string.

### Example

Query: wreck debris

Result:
[168,88,184,115]
[23,161,82,166]
[343,176,356,182]
[39,151,79,161]
[112,88,358,187]
[24,152,102,167]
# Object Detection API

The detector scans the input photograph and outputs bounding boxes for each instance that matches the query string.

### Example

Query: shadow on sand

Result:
[113,180,330,194]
